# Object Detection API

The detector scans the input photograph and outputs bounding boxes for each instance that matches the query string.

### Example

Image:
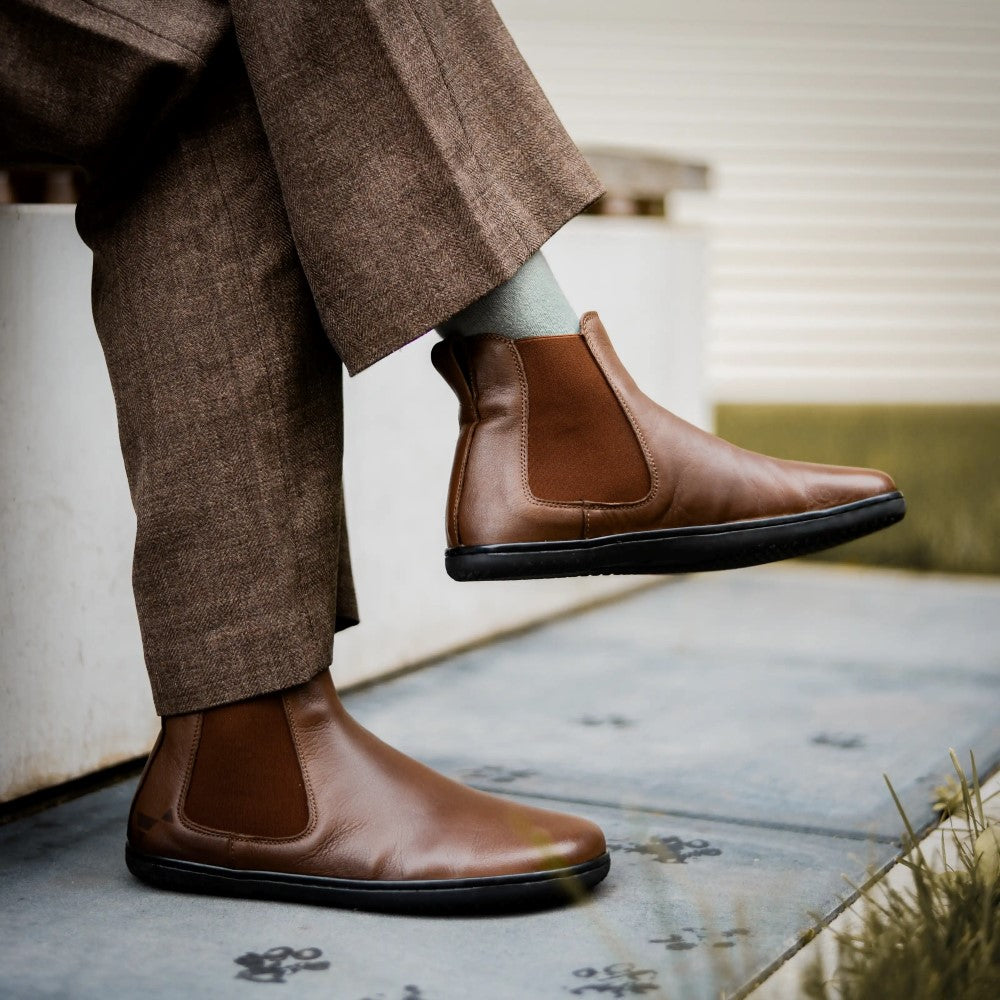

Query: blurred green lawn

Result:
[715,405,1000,575]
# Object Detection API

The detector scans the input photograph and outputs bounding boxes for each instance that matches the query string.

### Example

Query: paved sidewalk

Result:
[2,565,999,999]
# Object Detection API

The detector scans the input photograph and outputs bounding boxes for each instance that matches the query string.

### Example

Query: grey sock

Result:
[437,251,579,339]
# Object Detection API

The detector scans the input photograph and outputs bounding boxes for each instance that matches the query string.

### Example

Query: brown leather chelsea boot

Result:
[126,670,609,913]
[432,311,905,581]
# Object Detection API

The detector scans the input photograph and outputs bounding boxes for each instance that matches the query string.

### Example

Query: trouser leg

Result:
[2,9,357,714]
[77,40,359,715]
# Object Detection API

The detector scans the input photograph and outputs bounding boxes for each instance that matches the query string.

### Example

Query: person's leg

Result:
[76,39,357,714]
[3,2,327,715]
[2,2,608,911]
[99,49,606,910]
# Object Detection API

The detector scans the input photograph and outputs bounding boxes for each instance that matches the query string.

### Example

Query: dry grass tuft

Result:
[802,752,999,1000]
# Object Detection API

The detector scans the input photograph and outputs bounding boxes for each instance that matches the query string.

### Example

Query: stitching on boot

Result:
[177,714,229,841]
[579,329,660,511]
[484,337,584,513]
[451,342,480,547]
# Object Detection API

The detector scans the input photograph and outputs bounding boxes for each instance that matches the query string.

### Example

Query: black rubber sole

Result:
[446,491,906,582]
[125,844,611,915]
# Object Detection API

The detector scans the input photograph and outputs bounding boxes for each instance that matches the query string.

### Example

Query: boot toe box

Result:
[427,798,608,880]
[804,464,899,509]
[495,803,608,875]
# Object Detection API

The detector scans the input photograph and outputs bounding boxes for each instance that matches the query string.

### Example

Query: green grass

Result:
[802,753,1000,1000]
[715,405,1000,575]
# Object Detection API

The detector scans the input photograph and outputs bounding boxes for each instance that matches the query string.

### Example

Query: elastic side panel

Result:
[184,696,310,838]
[515,336,650,503]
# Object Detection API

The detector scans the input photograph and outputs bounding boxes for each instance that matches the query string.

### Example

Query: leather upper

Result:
[128,671,606,881]
[432,312,896,548]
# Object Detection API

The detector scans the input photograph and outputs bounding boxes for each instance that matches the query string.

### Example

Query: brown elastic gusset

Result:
[183,695,310,838]
[514,336,650,504]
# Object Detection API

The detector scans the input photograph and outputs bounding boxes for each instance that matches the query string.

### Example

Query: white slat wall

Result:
[496,0,1000,403]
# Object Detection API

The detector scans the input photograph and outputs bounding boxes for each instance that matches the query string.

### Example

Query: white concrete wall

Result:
[0,206,706,802]
[0,207,157,802]
[497,0,1000,403]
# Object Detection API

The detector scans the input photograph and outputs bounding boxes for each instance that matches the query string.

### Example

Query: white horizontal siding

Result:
[496,0,1000,402]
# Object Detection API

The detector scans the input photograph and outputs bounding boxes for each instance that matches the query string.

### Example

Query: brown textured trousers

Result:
[1,0,602,714]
